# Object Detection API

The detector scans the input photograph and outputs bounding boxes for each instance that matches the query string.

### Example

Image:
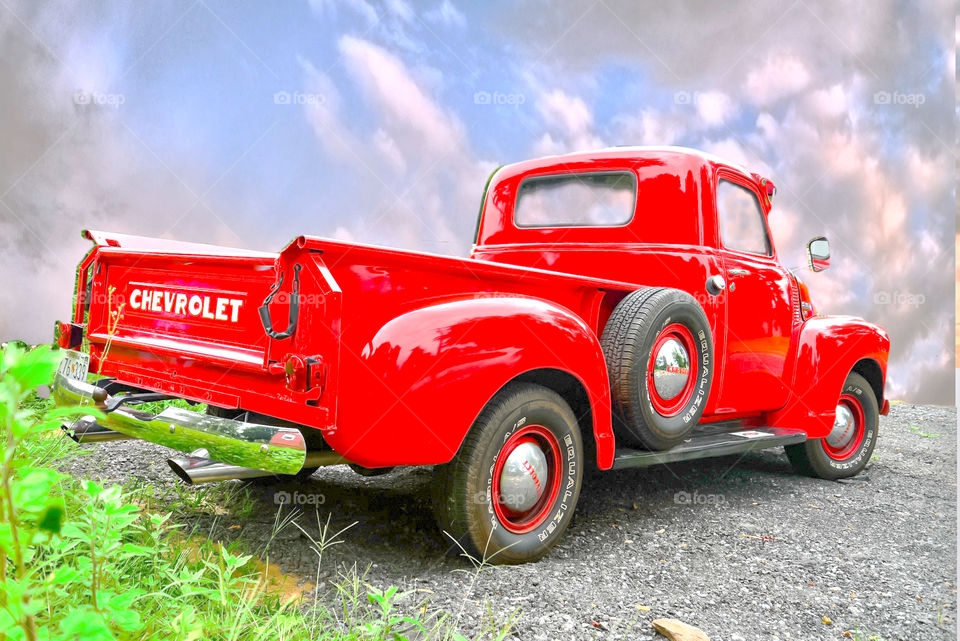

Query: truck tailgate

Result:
[80,231,282,374]
[90,252,276,369]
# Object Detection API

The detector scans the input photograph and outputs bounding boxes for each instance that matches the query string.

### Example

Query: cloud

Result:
[0,1,237,343]
[425,0,466,28]
[531,89,603,154]
[695,91,736,126]
[744,54,812,106]
[805,83,850,119]
[312,0,425,53]
[339,35,465,156]
[302,35,490,254]
[309,0,379,26]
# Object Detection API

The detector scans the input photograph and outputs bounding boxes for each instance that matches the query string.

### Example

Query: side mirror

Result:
[806,236,830,272]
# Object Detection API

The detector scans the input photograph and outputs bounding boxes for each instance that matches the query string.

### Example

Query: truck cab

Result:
[473,147,887,431]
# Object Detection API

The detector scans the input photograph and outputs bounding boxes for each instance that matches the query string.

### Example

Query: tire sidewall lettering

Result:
[828,425,874,471]
[823,382,877,472]
[481,408,580,546]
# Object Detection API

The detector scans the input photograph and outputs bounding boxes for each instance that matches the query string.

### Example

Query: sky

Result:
[0,0,954,404]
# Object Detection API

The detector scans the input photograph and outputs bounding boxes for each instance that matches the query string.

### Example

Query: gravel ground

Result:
[62,403,957,641]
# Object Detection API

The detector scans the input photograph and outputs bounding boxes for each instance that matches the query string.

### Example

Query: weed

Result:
[909,424,940,438]
[849,625,885,640]
[0,344,508,640]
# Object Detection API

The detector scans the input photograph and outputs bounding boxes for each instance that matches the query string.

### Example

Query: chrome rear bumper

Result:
[52,373,307,475]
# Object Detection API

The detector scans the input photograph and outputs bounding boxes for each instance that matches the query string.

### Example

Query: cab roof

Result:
[498,146,755,183]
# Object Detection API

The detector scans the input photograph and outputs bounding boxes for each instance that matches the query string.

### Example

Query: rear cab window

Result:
[511,166,701,245]
[514,171,637,227]
[477,154,704,248]
[716,179,771,256]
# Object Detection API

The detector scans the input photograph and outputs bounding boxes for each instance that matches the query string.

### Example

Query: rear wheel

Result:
[431,383,583,564]
[785,372,879,480]
[601,288,713,450]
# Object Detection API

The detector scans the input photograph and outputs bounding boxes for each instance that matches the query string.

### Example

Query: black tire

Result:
[601,288,713,450]
[431,382,583,565]
[785,372,879,480]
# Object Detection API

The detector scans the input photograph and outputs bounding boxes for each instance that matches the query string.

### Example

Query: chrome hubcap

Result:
[652,338,691,400]
[499,440,548,512]
[826,403,855,449]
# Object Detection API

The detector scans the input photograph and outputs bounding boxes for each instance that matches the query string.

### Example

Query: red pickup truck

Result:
[52,147,890,563]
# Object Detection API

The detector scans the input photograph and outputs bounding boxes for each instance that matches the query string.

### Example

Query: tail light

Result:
[54,321,84,350]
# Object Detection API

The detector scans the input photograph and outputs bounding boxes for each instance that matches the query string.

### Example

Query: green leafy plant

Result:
[0,344,513,640]
[0,344,101,640]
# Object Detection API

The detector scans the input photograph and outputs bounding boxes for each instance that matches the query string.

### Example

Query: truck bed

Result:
[79,230,637,465]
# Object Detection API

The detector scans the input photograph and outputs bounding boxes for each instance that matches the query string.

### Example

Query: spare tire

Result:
[601,287,713,450]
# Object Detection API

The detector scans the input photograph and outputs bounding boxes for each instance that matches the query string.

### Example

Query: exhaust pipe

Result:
[63,416,135,443]
[168,449,348,485]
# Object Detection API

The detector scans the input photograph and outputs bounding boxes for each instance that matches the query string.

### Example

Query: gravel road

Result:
[63,403,957,640]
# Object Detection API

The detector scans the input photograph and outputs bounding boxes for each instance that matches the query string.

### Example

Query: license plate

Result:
[56,350,90,383]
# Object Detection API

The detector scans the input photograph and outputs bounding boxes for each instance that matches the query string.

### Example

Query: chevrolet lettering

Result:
[128,287,244,323]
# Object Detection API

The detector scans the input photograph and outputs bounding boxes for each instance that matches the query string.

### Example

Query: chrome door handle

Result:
[727,268,750,276]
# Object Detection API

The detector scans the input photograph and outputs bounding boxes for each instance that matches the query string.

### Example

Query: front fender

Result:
[328,295,614,468]
[767,315,889,437]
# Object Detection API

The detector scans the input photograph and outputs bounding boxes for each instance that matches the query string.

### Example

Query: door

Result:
[713,177,794,414]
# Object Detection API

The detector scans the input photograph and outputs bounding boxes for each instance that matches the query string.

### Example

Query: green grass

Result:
[2,345,517,641]
[909,424,940,438]
[20,437,516,639]
[134,397,206,415]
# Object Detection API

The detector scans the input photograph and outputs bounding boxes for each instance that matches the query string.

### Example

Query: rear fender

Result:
[767,316,889,437]
[329,296,615,469]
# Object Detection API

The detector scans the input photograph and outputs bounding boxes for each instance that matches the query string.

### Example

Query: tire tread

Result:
[601,287,710,449]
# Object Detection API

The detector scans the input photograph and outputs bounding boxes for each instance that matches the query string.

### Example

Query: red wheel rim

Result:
[490,425,562,535]
[823,394,866,460]
[646,323,698,417]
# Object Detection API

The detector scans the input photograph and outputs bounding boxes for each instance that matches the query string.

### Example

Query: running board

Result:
[610,427,807,470]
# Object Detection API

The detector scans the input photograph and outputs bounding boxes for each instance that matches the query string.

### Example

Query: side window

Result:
[716,179,770,255]
[515,171,636,227]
